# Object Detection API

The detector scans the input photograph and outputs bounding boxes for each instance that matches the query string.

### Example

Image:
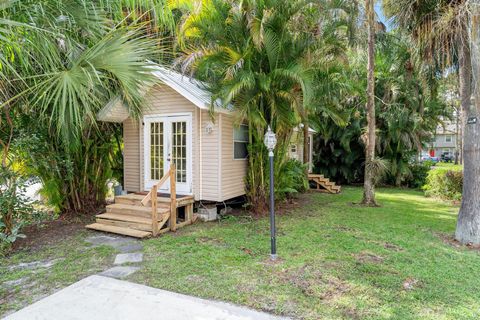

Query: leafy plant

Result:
[403,162,431,189]
[0,1,161,214]
[423,167,463,201]
[0,168,44,253]
[175,0,351,213]
[275,159,308,199]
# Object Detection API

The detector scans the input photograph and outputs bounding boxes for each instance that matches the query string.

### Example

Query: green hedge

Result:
[423,167,463,201]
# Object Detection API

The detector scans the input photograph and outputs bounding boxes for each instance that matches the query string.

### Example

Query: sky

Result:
[375,1,392,30]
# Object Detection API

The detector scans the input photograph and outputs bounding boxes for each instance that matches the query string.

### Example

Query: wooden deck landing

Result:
[86,193,195,238]
[308,174,341,194]
[86,165,195,238]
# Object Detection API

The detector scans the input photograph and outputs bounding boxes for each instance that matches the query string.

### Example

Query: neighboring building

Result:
[97,66,314,203]
[423,114,461,160]
[289,126,315,172]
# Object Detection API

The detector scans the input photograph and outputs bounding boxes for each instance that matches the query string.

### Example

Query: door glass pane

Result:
[150,122,164,180]
[171,121,187,183]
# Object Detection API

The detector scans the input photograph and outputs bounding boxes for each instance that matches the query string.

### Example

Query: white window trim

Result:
[445,135,452,142]
[233,124,248,160]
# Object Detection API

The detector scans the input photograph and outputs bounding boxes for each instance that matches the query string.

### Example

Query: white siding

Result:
[123,118,141,192]
[221,115,248,200]
[122,84,249,201]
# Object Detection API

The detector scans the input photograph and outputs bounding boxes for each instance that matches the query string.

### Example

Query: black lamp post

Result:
[264,126,277,260]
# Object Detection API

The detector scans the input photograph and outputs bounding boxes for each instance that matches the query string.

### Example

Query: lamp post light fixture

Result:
[264,126,277,260]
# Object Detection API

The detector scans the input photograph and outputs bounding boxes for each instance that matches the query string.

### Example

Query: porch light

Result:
[264,126,277,154]
[205,121,214,134]
[264,126,277,260]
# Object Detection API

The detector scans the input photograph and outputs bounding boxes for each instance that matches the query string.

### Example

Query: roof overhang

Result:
[97,65,231,123]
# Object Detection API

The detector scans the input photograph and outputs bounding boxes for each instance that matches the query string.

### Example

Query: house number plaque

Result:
[467,117,477,124]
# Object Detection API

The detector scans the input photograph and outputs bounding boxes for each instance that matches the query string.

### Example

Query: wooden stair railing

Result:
[141,164,177,236]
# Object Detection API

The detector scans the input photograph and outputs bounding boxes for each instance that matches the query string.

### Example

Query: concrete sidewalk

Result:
[4,275,288,320]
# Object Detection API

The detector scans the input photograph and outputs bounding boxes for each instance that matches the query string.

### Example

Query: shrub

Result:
[405,163,431,189]
[423,159,437,168]
[0,168,45,254]
[423,167,463,201]
[275,159,308,199]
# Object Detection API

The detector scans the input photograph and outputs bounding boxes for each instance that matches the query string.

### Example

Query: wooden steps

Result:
[86,223,152,238]
[86,193,195,238]
[308,174,341,194]
[106,203,170,218]
[86,166,195,238]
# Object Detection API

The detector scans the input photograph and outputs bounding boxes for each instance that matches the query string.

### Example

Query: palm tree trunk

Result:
[455,106,459,165]
[455,20,480,244]
[303,123,309,165]
[362,0,377,206]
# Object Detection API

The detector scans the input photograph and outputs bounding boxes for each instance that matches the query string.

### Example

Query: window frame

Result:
[445,135,452,143]
[233,124,249,160]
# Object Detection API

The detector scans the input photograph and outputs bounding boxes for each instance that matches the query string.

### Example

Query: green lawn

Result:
[435,162,463,171]
[132,187,479,320]
[2,187,478,319]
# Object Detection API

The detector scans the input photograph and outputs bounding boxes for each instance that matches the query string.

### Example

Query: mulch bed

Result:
[11,214,97,253]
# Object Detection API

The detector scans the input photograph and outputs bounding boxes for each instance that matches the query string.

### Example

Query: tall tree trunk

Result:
[362,0,377,206]
[455,106,459,165]
[459,107,464,165]
[303,122,309,165]
[455,17,480,244]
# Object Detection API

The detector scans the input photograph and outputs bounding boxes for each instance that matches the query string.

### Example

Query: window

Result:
[445,135,452,143]
[233,125,248,159]
[291,145,297,153]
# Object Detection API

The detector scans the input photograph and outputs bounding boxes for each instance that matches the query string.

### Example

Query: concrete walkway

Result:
[4,275,288,320]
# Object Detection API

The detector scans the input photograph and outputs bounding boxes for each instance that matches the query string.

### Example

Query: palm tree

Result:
[383,0,480,244]
[173,0,349,212]
[0,0,161,212]
[362,0,377,205]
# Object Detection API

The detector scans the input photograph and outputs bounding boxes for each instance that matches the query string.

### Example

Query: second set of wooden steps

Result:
[86,193,194,238]
[308,174,341,194]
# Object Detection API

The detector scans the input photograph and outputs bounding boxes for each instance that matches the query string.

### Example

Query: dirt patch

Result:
[333,226,357,232]
[278,192,314,213]
[432,232,480,250]
[11,214,97,253]
[383,242,404,252]
[402,277,421,291]
[279,265,350,300]
[342,307,362,320]
[354,251,384,264]
[240,247,255,256]
[436,232,480,251]
[195,236,226,247]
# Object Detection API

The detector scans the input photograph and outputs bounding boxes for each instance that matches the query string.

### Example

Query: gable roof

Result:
[97,65,230,123]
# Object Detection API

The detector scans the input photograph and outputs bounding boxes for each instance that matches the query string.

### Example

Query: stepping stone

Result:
[117,242,143,253]
[8,259,60,271]
[3,278,27,288]
[86,235,137,249]
[85,235,118,246]
[100,266,140,279]
[114,253,143,265]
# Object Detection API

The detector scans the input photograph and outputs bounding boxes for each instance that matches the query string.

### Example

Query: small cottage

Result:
[97,66,314,203]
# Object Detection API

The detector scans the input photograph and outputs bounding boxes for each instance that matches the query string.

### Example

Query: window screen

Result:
[233,125,248,159]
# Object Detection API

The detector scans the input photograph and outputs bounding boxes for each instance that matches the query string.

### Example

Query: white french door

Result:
[144,114,192,194]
